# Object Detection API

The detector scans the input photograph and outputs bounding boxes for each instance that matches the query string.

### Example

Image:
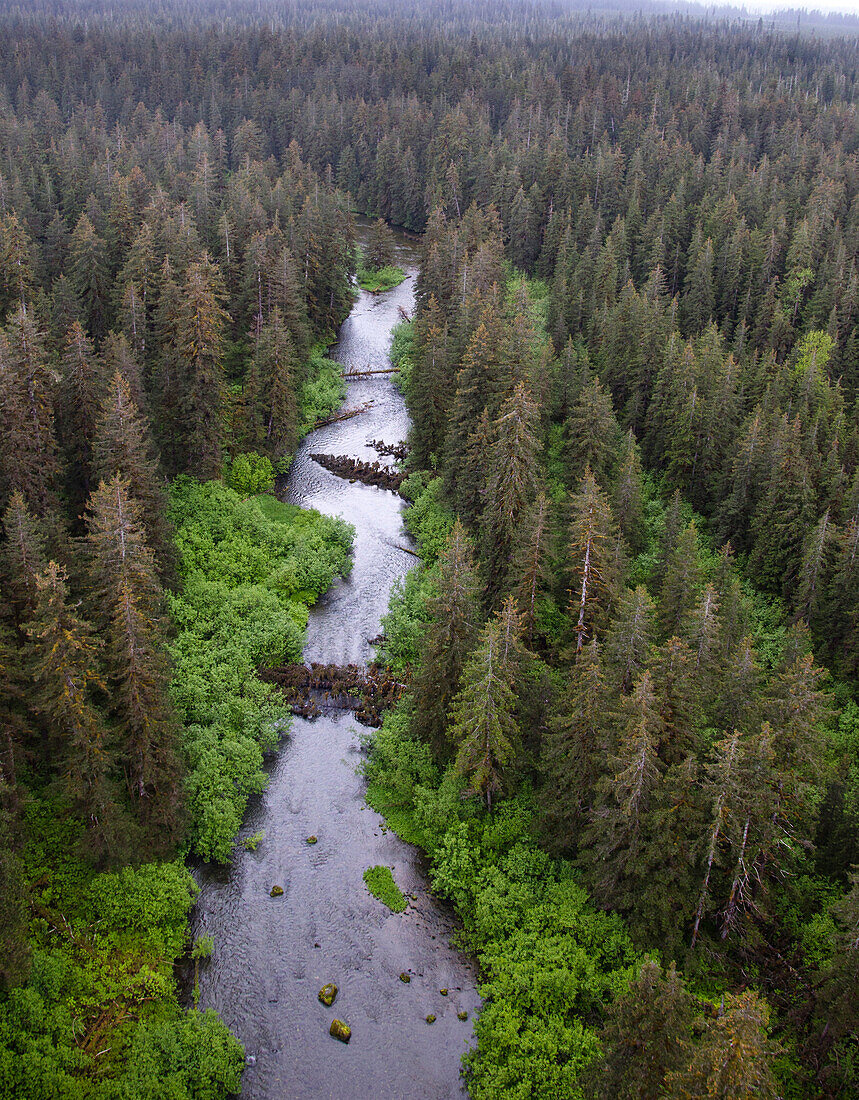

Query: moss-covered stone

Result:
[439,988,448,995]
[270,885,284,897]
[318,983,338,1007]
[399,972,411,983]
[330,1019,351,1043]
[457,1011,469,1021]
[425,1014,436,1024]
[306,835,318,845]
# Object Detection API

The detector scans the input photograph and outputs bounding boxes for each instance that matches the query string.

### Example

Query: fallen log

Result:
[260,661,409,727]
[310,452,407,493]
[313,401,374,429]
[343,367,400,377]
[369,439,409,460]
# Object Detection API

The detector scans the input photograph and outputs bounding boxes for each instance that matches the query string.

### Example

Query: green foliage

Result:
[400,474,454,562]
[96,1008,243,1100]
[168,477,352,861]
[356,258,406,293]
[362,865,408,912]
[225,451,275,496]
[377,567,434,672]
[299,347,345,435]
[389,320,415,398]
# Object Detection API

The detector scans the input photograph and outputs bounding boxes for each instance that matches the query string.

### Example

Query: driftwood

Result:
[310,452,407,493]
[260,661,408,726]
[313,401,374,429]
[398,305,412,322]
[369,439,409,460]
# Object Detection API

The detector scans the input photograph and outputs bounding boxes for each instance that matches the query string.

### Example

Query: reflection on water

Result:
[191,234,480,1099]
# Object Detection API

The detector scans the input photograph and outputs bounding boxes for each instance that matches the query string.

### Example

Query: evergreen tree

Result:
[605,585,656,693]
[541,637,608,850]
[57,320,106,518]
[412,520,481,761]
[243,307,298,462]
[449,615,519,811]
[0,305,61,520]
[173,254,229,479]
[482,380,542,596]
[364,217,396,271]
[565,377,621,486]
[665,991,779,1099]
[581,670,664,911]
[659,521,703,637]
[612,430,647,555]
[92,371,176,583]
[25,562,123,861]
[510,491,551,643]
[1,492,48,627]
[586,960,696,1100]
[568,467,621,654]
[85,475,184,851]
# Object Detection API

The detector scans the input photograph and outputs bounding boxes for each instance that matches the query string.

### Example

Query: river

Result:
[191,230,480,1099]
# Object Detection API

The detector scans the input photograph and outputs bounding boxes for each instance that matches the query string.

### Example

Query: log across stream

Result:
[190,227,480,1099]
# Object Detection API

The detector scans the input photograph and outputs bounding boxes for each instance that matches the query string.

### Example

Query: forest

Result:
[0,0,857,1096]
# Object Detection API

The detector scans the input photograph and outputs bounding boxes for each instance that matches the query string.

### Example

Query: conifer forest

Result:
[0,0,858,1096]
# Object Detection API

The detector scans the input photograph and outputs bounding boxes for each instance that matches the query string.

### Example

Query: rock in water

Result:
[330,1019,351,1043]
[399,972,411,983]
[457,1011,469,1021]
[306,835,318,844]
[318,983,338,1007]
[270,885,284,897]
[425,1014,436,1024]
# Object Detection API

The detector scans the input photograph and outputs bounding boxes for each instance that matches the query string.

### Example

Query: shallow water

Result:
[191,233,480,1099]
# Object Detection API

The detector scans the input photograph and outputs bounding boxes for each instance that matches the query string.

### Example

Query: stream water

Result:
[191,231,480,1099]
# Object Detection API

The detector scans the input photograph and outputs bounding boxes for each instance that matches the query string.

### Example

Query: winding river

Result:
[191,230,480,1099]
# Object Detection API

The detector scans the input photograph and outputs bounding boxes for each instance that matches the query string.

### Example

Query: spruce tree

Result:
[243,306,298,462]
[25,562,123,861]
[665,991,779,1099]
[510,491,551,643]
[57,320,106,519]
[659,521,703,637]
[580,670,664,911]
[1,492,48,627]
[586,960,696,1100]
[483,380,542,596]
[0,305,61,520]
[174,254,229,479]
[605,585,655,693]
[85,475,184,852]
[92,371,176,584]
[568,467,621,654]
[449,616,519,811]
[541,637,608,851]
[412,520,481,761]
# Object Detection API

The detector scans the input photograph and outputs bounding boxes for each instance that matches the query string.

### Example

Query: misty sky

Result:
[749,0,859,12]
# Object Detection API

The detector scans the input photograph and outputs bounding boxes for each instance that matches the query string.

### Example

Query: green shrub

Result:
[363,865,408,912]
[225,451,275,495]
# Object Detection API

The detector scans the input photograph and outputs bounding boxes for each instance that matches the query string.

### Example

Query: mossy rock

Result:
[457,1011,469,1021]
[306,835,318,845]
[270,885,284,897]
[425,1014,436,1024]
[439,988,448,996]
[318,983,338,1007]
[399,972,411,983]
[330,1018,351,1043]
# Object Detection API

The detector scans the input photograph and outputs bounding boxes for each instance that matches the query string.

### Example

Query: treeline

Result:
[0,11,360,1090]
[380,187,859,1091]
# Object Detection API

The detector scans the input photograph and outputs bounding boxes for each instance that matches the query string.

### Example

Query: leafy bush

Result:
[168,478,353,861]
[299,346,345,434]
[363,865,407,912]
[225,451,275,495]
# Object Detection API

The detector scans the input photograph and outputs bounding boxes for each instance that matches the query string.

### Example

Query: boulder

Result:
[330,1019,351,1043]
[318,983,338,1007]
[457,1011,469,1021]
[306,835,318,845]
[399,972,411,983]
[425,1014,436,1024]
[270,885,284,897]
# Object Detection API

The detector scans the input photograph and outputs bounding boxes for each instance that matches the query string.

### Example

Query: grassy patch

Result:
[356,261,407,292]
[363,865,408,912]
